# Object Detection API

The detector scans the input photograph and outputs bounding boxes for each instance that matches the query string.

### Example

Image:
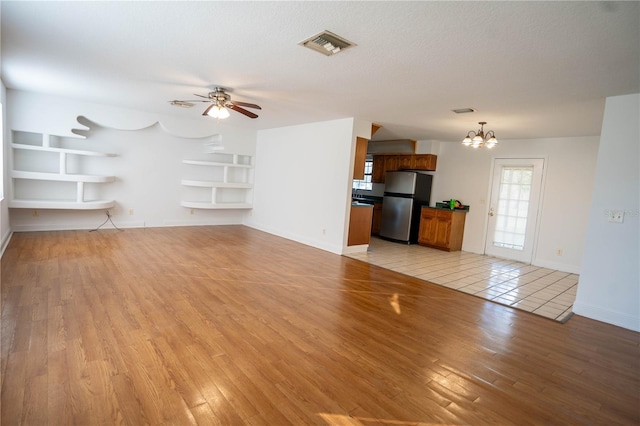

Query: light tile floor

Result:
[346,237,577,323]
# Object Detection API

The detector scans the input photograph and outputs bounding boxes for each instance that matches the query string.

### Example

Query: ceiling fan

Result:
[170,87,261,119]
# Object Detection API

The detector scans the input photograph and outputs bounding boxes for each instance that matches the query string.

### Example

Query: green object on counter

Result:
[434,202,470,211]
[450,199,455,209]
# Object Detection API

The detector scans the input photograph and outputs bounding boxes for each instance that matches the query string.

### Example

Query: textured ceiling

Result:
[2,1,638,142]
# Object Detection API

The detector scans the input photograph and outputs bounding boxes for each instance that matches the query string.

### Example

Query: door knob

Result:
[489,207,495,217]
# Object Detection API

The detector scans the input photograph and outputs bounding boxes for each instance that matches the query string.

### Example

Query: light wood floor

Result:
[2,226,639,425]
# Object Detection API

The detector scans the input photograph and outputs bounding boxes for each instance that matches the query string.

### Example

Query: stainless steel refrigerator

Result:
[380,171,433,243]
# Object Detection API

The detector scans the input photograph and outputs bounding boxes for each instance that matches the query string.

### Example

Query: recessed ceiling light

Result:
[299,30,356,56]
[452,108,476,114]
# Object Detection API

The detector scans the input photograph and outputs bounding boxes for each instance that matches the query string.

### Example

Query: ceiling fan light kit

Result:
[462,122,498,149]
[203,104,230,119]
[170,87,261,119]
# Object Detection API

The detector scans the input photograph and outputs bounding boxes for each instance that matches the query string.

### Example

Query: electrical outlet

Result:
[190,209,195,215]
[608,210,624,223]
[128,209,134,215]
[322,228,326,235]
[32,210,39,217]
[556,249,563,256]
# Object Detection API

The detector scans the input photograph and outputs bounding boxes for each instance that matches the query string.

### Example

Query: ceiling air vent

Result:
[299,30,356,56]
[452,108,476,114]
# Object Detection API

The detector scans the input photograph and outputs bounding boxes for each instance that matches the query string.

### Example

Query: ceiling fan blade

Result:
[231,100,262,110]
[193,93,211,99]
[229,104,259,119]
[202,104,215,116]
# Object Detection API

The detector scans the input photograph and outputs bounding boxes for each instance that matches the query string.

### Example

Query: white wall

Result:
[574,93,639,331]
[1,81,11,256]
[432,135,599,273]
[246,118,361,254]
[6,90,257,231]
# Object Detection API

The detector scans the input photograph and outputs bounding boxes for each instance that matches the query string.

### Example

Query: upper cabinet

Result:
[411,154,437,171]
[353,137,368,180]
[353,124,382,180]
[371,154,437,183]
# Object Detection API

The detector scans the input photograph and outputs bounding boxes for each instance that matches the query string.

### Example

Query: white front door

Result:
[485,158,544,263]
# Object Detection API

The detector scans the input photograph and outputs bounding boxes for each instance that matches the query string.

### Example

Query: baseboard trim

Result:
[573,301,640,332]
[532,258,581,274]
[342,244,369,255]
[244,222,344,255]
[10,221,147,232]
[1,229,13,258]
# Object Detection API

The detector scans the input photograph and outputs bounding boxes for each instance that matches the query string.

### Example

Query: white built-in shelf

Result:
[181,153,254,210]
[9,199,116,210]
[11,143,117,157]
[12,171,115,183]
[180,201,253,210]
[183,159,252,168]
[181,179,252,189]
[10,131,117,210]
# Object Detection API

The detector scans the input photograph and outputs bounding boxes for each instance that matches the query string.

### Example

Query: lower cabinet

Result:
[418,207,466,251]
[348,204,374,246]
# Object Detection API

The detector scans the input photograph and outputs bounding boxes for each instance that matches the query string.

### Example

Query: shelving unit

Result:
[180,154,254,209]
[10,131,117,210]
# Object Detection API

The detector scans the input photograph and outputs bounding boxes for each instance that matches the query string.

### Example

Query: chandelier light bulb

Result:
[461,121,498,149]
[486,135,498,148]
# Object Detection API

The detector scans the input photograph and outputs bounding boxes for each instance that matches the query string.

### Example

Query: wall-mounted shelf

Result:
[10,131,117,210]
[180,201,253,210]
[12,171,115,183]
[11,143,117,158]
[181,180,252,189]
[180,154,254,210]
[182,159,252,169]
[9,199,116,210]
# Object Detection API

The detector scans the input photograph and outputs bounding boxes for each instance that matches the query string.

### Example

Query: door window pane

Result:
[492,166,534,251]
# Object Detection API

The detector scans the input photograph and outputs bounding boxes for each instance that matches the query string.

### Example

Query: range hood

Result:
[367,139,417,154]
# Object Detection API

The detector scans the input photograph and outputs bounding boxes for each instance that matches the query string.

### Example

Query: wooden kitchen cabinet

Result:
[395,155,413,170]
[372,155,386,183]
[372,155,398,183]
[348,204,374,246]
[353,137,368,180]
[371,154,437,183]
[383,155,398,176]
[354,124,381,180]
[412,154,437,170]
[418,207,466,251]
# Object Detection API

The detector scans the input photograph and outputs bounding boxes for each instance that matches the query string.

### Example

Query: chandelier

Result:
[462,121,498,149]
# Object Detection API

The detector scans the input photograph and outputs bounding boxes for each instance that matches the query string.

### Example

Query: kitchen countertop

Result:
[352,202,374,207]
[351,195,383,204]
[425,204,470,212]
